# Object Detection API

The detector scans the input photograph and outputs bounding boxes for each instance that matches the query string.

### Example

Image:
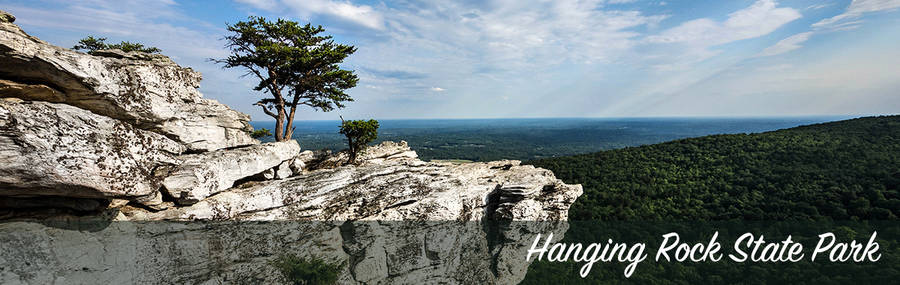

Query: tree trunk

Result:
[347,137,356,163]
[284,104,298,141]
[274,107,285,141]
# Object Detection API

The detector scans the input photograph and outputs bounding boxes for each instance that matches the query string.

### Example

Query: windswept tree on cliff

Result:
[216,17,359,142]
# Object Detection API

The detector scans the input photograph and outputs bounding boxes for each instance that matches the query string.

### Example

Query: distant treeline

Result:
[256,118,835,162]
[528,115,900,221]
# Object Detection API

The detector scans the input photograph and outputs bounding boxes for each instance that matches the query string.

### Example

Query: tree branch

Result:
[254,101,278,119]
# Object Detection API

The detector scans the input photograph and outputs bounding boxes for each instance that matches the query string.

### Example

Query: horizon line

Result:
[247,114,892,122]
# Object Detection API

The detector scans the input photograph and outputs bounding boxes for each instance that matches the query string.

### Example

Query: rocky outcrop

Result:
[0,141,582,284]
[0,14,257,152]
[0,98,184,201]
[132,154,578,221]
[0,10,583,285]
[310,140,419,170]
[161,141,301,205]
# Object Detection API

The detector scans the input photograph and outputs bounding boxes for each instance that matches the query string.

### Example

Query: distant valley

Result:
[253,117,847,161]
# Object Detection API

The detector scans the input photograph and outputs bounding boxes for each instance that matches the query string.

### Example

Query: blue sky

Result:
[2,0,899,120]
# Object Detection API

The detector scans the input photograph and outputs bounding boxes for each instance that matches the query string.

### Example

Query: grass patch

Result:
[271,254,343,285]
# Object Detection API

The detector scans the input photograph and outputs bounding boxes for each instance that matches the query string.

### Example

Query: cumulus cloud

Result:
[241,0,385,29]
[11,0,896,119]
[332,0,672,112]
[646,0,801,46]
[6,1,225,59]
[758,32,813,57]
[813,0,900,29]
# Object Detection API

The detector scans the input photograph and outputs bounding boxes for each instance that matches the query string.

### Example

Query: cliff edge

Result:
[0,10,582,284]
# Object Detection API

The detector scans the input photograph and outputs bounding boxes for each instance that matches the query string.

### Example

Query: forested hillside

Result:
[528,116,900,221]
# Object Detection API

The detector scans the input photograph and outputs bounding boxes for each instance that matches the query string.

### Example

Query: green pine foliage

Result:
[271,255,342,285]
[250,128,273,139]
[217,16,358,142]
[528,116,900,221]
[72,36,161,54]
[339,119,379,163]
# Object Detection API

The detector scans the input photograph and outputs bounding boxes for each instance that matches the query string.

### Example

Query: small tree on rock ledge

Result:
[249,128,273,139]
[73,36,161,54]
[340,117,379,163]
[216,16,359,142]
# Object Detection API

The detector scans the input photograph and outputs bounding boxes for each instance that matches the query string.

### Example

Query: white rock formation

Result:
[1,141,582,284]
[0,10,584,285]
[0,98,184,200]
[161,141,301,205]
[136,151,579,221]
[0,14,257,152]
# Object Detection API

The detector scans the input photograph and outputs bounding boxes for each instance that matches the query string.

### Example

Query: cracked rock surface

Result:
[0,14,257,152]
[0,98,184,201]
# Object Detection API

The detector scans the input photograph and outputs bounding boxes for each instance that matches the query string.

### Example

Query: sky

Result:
[2,0,899,120]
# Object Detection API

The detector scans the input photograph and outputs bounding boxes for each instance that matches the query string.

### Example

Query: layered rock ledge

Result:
[0,12,257,152]
[124,142,580,222]
[0,10,583,284]
[0,98,184,201]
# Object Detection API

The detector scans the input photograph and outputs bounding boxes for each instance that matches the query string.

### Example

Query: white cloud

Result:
[758,32,813,56]
[237,0,384,29]
[279,0,384,30]
[607,0,637,4]
[235,0,279,10]
[813,0,900,29]
[10,0,896,119]
[646,0,801,46]
[807,3,833,10]
[756,63,793,71]
[7,2,226,59]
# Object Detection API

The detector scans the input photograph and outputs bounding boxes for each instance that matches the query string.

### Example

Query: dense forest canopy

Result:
[522,116,900,284]
[527,115,900,221]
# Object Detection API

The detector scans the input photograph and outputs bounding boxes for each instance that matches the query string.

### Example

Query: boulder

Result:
[161,141,301,205]
[0,15,257,152]
[0,10,13,23]
[0,98,184,200]
[290,149,332,173]
[273,160,293,179]
[311,140,419,170]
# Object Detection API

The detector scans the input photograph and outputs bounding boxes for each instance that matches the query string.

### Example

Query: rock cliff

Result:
[0,10,582,284]
[0,11,257,152]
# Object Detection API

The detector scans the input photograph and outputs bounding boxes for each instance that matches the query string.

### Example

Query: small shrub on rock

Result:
[339,117,379,163]
[271,254,342,285]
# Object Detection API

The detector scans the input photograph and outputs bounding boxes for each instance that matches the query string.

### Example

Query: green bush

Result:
[271,255,342,285]
[250,128,273,139]
[73,36,161,54]
[339,118,379,163]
